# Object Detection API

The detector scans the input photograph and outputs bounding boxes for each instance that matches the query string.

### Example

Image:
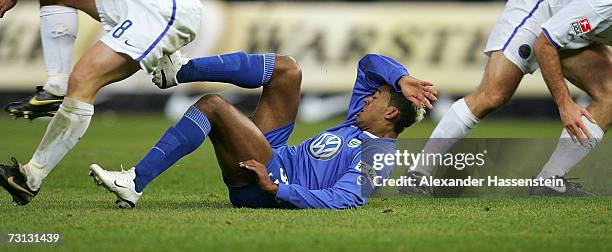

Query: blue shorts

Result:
[225,122,296,209]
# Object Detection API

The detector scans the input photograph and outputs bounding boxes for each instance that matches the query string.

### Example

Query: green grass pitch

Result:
[0,114,610,251]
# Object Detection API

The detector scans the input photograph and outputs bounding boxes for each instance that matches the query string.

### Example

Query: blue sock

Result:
[176,52,276,88]
[134,106,212,192]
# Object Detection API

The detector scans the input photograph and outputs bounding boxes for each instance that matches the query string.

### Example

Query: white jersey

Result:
[542,0,612,48]
[95,0,203,73]
[485,0,589,74]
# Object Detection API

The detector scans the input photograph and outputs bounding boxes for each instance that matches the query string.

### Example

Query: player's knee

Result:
[273,55,302,88]
[590,93,607,105]
[193,94,230,117]
[592,88,612,107]
[67,68,89,94]
[482,91,511,110]
[585,81,612,103]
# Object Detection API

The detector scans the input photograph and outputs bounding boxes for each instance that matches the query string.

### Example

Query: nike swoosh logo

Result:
[29,97,63,106]
[124,40,136,47]
[548,185,566,193]
[7,177,35,197]
[114,180,127,189]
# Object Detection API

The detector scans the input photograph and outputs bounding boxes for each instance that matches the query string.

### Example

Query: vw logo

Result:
[308,133,343,160]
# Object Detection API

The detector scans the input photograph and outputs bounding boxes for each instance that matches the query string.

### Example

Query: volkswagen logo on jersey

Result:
[308,133,343,160]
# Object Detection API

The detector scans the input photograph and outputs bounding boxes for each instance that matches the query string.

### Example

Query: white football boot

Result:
[89,164,142,209]
[152,50,190,89]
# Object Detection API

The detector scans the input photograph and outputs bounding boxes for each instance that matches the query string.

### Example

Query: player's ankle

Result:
[21,161,48,191]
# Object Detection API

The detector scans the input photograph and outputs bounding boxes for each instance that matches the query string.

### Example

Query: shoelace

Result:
[111,165,133,183]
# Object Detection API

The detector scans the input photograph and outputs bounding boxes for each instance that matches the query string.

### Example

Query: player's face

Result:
[356,86,393,130]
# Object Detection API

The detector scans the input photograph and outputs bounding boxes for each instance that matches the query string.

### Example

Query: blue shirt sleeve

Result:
[275,159,365,209]
[346,54,410,121]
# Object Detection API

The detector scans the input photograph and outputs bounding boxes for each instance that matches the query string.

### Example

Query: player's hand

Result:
[239,160,278,195]
[0,0,17,18]
[398,76,437,110]
[558,100,595,147]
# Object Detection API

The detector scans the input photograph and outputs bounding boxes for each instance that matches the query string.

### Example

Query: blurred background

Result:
[0,0,590,122]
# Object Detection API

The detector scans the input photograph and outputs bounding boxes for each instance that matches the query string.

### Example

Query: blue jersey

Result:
[269,54,409,209]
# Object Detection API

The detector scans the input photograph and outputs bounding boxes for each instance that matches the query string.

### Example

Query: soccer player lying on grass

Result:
[89,52,436,209]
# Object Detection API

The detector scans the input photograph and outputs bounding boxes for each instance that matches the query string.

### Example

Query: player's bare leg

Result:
[251,55,302,133]
[533,45,612,196]
[400,51,524,196]
[192,55,301,186]
[180,59,299,204]
[195,95,274,187]
[560,45,612,132]
[67,42,141,103]
[215,55,302,185]
[464,51,525,119]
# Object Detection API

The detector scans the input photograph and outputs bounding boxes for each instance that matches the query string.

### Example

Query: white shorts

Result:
[96,0,203,73]
[542,0,612,48]
[484,0,588,74]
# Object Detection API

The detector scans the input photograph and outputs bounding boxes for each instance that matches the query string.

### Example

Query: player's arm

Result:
[240,160,365,209]
[534,35,594,146]
[0,0,17,18]
[346,54,437,120]
[535,0,603,145]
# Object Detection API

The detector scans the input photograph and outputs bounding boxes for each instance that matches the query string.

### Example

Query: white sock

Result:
[413,98,479,176]
[21,97,93,190]
[537,116,604,179]
[40,5,78,96]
